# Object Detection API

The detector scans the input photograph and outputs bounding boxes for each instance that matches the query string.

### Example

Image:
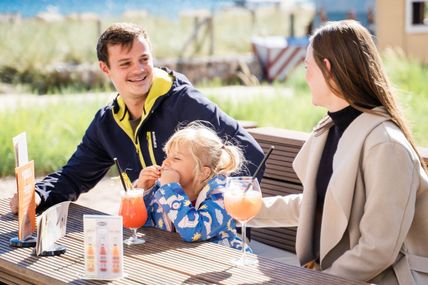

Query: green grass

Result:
[1,52,427,178]
[203,68,325,132]
[201,53,428,147]
[0,95,111,176]
[382,49,428,147]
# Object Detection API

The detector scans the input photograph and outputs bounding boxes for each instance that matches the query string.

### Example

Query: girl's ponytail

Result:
[215,143,244,176]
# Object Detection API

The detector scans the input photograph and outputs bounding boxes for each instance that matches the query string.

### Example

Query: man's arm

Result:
[35,112,113,213]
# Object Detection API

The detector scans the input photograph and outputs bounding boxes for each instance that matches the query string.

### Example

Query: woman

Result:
[250,20,428,284]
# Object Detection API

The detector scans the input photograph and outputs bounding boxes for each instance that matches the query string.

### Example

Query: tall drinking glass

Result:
[119,189,148,245]
[224,177,263,266]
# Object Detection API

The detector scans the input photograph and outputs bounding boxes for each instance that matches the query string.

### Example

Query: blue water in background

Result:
[0,0,238,18]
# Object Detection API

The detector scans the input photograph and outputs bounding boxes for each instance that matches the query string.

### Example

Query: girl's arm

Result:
[143,182,160,227]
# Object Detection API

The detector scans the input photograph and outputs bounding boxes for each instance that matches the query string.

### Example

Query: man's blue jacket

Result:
[35,68,265,213]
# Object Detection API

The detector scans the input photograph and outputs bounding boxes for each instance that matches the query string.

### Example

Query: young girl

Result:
[135,122,249,251]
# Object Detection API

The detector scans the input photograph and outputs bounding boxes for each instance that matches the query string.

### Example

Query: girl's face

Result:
[162,143,198,192]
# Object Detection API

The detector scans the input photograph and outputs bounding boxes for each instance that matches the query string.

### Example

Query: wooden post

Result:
[180,10,214,58]
[250,8,256,29]
[289,13,295,37]
[208,13,214,56]
[96,18,101,37]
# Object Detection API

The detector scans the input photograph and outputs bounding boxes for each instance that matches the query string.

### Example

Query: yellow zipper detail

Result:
[146,132,158,166]
[135,137,147,169]
[112,69,172,170]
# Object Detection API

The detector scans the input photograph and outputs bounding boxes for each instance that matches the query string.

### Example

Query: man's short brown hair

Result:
[96,23,150,67]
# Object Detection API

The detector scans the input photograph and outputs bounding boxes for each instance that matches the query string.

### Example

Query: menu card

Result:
[83,215,124,280]
[10,132,36,246]
[35,201,70,256]
[15,160,36,241]
[13,132,28,167]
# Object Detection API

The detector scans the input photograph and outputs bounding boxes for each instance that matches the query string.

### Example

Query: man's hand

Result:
[9,192,41,214]
[134,165,161,190]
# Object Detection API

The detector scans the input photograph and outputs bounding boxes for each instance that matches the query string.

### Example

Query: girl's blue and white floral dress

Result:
[143,174,250,252]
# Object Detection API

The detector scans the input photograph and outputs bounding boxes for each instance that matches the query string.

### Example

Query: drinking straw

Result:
[252,145,275,179]
[245,145,275,191]
[114,157,127,192]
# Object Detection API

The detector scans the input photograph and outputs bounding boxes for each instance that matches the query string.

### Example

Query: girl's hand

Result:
[159,167,181,186]
[134,165,161,190]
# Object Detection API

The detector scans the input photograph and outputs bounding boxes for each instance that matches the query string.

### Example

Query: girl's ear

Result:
[200,166,212,182]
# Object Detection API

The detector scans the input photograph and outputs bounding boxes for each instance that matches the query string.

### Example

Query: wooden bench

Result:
[248,127,428,253]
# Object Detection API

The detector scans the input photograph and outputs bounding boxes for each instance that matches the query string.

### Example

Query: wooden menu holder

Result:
[9,160,37,248]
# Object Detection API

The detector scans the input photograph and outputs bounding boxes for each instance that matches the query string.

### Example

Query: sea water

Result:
[0,0,242,18]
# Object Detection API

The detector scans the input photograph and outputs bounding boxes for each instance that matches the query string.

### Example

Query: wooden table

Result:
[0,198,366,285]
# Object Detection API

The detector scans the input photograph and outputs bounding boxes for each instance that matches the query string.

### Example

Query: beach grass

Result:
[0,7,313,94]
[0,7,311,66]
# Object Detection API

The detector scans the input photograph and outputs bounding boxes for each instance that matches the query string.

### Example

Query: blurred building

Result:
[376,0,428,62]
[312,0,428,62]
[313,0,375,29]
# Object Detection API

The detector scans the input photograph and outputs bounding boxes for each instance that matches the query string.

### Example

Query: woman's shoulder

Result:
[364,121,417,160]
[366,121,408,146]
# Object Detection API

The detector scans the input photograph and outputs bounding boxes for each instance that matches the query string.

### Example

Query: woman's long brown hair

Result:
[311,20,427,172]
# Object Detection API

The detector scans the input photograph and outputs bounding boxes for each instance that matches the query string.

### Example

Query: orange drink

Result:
[119,189,147,245]
[224,189,262,222]
[224,176,263,266]
[120,193,147,229]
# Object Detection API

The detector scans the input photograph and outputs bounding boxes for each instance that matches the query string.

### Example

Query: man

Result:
[10,22,264,214]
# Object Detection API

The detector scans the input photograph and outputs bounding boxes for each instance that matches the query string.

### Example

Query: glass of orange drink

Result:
[119,189,148,245]
[224,176,262,266]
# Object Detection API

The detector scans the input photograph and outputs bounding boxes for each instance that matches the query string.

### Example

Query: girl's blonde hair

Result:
[163,122,244,184]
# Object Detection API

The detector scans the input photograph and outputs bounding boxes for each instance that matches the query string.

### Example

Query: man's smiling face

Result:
[100,36,154,100]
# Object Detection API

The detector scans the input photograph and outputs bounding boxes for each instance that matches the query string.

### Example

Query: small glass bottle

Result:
[86,237,95,273]
[99,237,107,272]
[112,237,121,273]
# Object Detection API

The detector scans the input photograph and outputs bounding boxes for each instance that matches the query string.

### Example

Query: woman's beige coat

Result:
[249,109,428,284]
